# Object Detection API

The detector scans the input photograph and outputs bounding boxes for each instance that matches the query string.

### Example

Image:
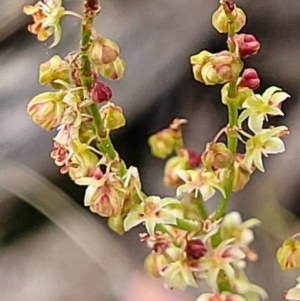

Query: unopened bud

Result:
[97,57,125,80]
[238,68,260,90]
[148,119,185,159]
[91,37,120,65]
[186,239,207,260]
[190,50,212,82]
[202,142,234,170]
[195,51,243,86]
[232,154,252,192]
[163,155,188,187]
[100,102,126,131]
[91,81,113,103]
[68,143,99,180]
[222,82,254,108]
[27,91,65,130]
[186,148,201,168]
[277,237,300,269]
[212,4,246,34]
[144,253,169,278]
[108,215,125,235]
[39,55,70,89]
[235,34,260,58]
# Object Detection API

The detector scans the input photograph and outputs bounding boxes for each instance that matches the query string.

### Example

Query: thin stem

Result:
[212,19,239,244]
[194,197,209,220]
[86,103,105,137]
[175,218,201,232]
[96,136,117,161]
[78,0,126,174]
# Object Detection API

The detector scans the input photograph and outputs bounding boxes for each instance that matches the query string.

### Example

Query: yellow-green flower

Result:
[124,196,181,236]
[244,126,288,172]
[238,86,290,133]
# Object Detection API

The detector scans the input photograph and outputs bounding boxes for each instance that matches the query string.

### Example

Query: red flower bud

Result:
[185,149,201,168]
[91,81,113,103]
[239,68,260,90]
[186,239,207,260]
[236,34,260,58]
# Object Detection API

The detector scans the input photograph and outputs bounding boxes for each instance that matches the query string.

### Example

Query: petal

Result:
[159,197,181,208]
[50,24,62,48]
[83,185,97,206]
[248,113,264,133]
[176,183,194,196]
[264,106,284,116]
[199,184,215,201]
[145,195,161,204]
[75,177,99,186]
[197,293,217,301]
[262,86,282,102]
[223,211,243,226]
[270,91,290,106]
[285,288,300,300]
[123,211,143,231]
[156,208,177,225]
[176,169,191,182]
[242,218,261,229]
[207,267,220,291]
[145,218,156,236]
[259,126,288,142]
[238,108,251,127]
[253,149,264,172]
[23,4,38,15]
[242,95,261,108]
[37,28,49,41]
[263,137,285,154]
[222,262,236,279]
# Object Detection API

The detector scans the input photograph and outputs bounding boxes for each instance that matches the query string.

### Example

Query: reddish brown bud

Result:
[91,81,113,103]
[236,34,260,58]
[186,239,207,260]
[185,149,201,168]
[239,68,260,90]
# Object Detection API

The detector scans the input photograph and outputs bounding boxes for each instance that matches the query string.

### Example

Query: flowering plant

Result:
[23,0,295,300]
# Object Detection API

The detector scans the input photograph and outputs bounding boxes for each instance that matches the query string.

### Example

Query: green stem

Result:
[79,3,127,175]
[214,98,238,221]
[213,15,239,220]
[194,197,209,220]
[96,136,117,160]
[86,103,105,137]
[175,218,201,232]
[212,20,239,245]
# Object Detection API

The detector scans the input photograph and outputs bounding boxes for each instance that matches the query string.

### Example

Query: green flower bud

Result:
[277,237,300,269]
[68,142,99,180]
[202,51,243,85]
[190,50,212,82]
[163,149,191,187]
[108,215,125,235]
[97,57,125,80]
[232,160,251,192]
[202,142,234,170]
[100,102,126,131]
[27,91,65,130]
[148,119,186,159]
[222,82,255,108]
[212,4,246,34]
[144,253,169,278]
[39,55,70,89]
[91,37,120,65]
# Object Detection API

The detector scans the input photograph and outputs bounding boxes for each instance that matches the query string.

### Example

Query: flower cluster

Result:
[24,0,291,300]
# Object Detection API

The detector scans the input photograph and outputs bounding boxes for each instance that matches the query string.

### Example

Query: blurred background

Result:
[1,0,300,300]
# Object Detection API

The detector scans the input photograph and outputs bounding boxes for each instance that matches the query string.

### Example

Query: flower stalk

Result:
[24,0,291,300]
